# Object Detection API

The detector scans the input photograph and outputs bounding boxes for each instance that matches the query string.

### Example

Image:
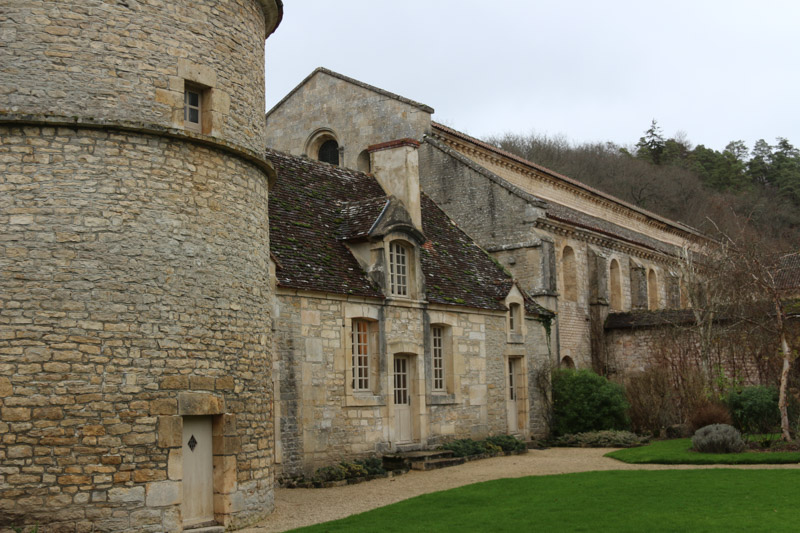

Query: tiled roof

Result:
[431,122,705,239]
[777,253,800,291]
[337,197,389,240]
[545,202,681,257]
[267,150,386,298]
[605,309,697,329]
[420,195,519,312]
[266,149,546,314]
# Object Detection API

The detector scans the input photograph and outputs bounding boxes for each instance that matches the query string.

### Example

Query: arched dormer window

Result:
[318,139,339,166]
[562,246,577,301]
[389,241,408,297]
[305,128,341,166]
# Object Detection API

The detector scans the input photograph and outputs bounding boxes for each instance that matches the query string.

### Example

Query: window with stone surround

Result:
[184,82,209,134]
[429,324,455,398]
[431,326,445,391]
[351,319,371,391]
[389,241,409,297]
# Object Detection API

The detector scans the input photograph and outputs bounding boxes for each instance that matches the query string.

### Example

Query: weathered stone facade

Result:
[264,68,709,378]
[274,294,550,477]
[1,1,282,531]
[266,147,552,478]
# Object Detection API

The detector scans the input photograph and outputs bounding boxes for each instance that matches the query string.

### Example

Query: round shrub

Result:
[691,424,745,454]
[551,369,630,436]
[726,386,780,435]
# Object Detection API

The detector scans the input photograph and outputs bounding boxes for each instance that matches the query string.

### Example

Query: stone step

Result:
[410,456,466,471]
[394,442,425,453]
[184,525,225,533]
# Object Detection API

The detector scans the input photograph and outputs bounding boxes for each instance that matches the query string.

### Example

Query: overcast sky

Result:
[265,1,800,154]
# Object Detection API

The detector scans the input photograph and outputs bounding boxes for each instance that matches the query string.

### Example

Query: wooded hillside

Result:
[485,121,800,245]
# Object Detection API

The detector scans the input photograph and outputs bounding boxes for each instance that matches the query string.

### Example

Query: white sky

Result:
[265,0,800,154]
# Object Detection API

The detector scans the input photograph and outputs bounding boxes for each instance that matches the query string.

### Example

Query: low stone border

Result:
[281,469,408,489]
[281,448,528,489]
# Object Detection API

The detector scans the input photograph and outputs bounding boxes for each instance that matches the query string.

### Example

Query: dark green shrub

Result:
[339,461,368,479]
[355,457,386,476]
[312,464,346,483]
[552,430,648,448]
[441,437,518,457]
[551,369,630,436]
[726,386,780,436]
[441,438,493,457]
[692,424,745,453]
[485,435,526,452]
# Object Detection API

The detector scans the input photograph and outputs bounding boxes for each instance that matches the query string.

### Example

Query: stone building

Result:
[266,145,553,477]
[1,1,282,531]
[265,68,710,377]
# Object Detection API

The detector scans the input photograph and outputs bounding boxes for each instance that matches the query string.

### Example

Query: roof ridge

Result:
[267,67,434,119]
[431,121,706,239]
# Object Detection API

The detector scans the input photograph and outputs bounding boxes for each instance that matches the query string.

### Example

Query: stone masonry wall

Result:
[0,0,272,155]
[275,292,547,477]
[265,70,432,169]
[0,127,274,532]
[1,1,280,530]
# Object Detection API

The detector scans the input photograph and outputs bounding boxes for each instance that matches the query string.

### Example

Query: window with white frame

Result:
[431,326,445,392]
[389,241,408,297]
[352,319,370,391]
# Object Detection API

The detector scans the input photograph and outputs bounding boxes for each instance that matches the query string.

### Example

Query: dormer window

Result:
[389,241,408,297]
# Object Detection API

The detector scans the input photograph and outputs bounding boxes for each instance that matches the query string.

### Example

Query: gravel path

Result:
[242,448,800,533]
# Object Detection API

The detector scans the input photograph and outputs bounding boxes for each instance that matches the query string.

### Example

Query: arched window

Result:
[389,241,408,297]
[562,246,577,301]
[609,259,622,311]
[647,269,659,310]
[318,139,339,166]
[561,356,575,369]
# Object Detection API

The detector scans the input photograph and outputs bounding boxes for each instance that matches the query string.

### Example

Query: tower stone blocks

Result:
[0,1,282,531]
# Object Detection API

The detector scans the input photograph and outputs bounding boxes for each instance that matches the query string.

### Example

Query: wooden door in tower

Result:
[182,416,214,527]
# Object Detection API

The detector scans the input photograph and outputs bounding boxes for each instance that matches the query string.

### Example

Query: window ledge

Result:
[427,393,457,406]
[507,333,524,344]
[345,393,385,407]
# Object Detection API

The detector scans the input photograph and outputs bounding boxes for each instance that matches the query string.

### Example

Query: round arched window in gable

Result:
[318,139,339,166]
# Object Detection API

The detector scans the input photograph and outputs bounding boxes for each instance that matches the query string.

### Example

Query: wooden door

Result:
[182,416,214,527]
[393,356,413,443]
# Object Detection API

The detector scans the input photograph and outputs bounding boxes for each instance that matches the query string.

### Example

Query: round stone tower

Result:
[0,1,282,531]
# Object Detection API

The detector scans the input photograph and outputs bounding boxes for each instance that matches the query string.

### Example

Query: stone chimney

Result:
[368,138,422,230]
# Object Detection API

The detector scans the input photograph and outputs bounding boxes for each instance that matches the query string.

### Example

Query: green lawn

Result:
[606,438,800,464]
[292,470,800,532]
